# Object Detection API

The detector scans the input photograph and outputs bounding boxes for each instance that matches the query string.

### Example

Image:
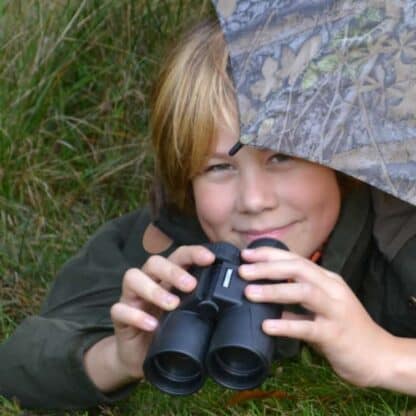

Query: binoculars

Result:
[143,238,288,395]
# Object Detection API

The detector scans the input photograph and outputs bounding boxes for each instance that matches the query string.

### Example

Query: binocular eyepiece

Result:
[143,238,288,395]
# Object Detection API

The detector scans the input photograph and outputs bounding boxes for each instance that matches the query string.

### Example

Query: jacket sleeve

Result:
[371,188,416,261]
[0,209,148,410]
[368,189,416,336]
[382,234,416,337]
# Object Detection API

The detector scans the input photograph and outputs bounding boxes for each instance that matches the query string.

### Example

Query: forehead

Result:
[213,127,288,157]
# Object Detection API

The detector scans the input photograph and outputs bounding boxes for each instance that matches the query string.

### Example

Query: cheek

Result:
[294,167,341,238]
[192,180,233,236]
[307,171,341,230]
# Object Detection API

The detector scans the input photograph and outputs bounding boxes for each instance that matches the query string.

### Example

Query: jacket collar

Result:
[321,184,373,290]
[154,207,209,246]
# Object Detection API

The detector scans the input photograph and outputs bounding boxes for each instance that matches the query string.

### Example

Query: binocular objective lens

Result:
[213,347,263,376]
[154,352,201,382]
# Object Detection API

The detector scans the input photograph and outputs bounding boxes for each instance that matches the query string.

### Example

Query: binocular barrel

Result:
[142,311,213,394]
[143,238,288,395]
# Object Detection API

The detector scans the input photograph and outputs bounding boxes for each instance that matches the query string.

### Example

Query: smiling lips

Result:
[240,222,297,244]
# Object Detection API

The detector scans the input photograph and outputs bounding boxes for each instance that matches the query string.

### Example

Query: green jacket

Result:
[1,185,415,409]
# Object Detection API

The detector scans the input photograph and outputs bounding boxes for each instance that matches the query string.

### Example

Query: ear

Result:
[142,223,173,254]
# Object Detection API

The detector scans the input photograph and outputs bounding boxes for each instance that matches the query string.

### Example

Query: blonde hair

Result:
[150,19,236,216]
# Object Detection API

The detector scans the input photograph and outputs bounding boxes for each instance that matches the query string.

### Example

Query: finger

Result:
[245,282,333,316]
[168,245,215,269]
[111,302,159,332]
[242,247,341,282]
[241,246,297,263]
[239,258,341,293]
[142,255,198,292]
[262,318,318,343]
[281,310,314,321]
[121,268,180,310]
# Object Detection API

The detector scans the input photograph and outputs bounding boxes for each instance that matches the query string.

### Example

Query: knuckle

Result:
[327,270,342,281]
[123,268,139,288]
[110,302,122,319]
[171,244,214,267]
[299,283,315,301]
[173,244,194,256]
[193,245,214,260]
[168,264,181,281]
[304,322,317,340]
[291,258,306,272]
[169,246,191,265]
[259,246,280,259]
[151,285,166,301]
[175,245,190,253]
[331,283,348,301]
[172,273,183,284]
[146,255,163,270]
[300,258,313,270]
[266,284,278,299]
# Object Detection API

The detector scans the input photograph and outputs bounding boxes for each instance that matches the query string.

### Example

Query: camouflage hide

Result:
[212,0,416,205]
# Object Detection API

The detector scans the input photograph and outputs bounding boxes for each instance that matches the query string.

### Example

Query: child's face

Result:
[192,124,341,257]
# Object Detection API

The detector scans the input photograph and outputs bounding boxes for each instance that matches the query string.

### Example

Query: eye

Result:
[204,163,234,173]
[269,153,292,163]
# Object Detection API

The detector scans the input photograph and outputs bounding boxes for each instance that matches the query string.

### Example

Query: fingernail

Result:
[247,285,263,298]
[164,293,178,306]
[144,317,158,330]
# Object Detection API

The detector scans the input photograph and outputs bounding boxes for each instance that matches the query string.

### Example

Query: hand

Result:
[239,246,394,388]
[110,245,215,381]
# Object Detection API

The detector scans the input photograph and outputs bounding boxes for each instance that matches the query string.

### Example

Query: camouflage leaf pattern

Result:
[212,0,416,205]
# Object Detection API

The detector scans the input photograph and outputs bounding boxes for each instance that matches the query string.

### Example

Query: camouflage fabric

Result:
[212,0,416,205]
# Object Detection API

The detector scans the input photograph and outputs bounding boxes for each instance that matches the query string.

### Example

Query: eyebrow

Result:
[210,147,278,160]
[208,151,232,159]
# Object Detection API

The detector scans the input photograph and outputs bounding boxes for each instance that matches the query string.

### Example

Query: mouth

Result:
[238,222,297,244]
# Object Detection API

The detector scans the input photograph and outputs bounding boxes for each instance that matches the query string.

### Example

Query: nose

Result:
[236,168,277,214]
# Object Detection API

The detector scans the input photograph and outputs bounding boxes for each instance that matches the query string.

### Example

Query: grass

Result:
[0,0,415,415]
[0,0,211,332]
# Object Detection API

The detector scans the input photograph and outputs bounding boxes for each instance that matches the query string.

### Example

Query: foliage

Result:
[0,0,211,332]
